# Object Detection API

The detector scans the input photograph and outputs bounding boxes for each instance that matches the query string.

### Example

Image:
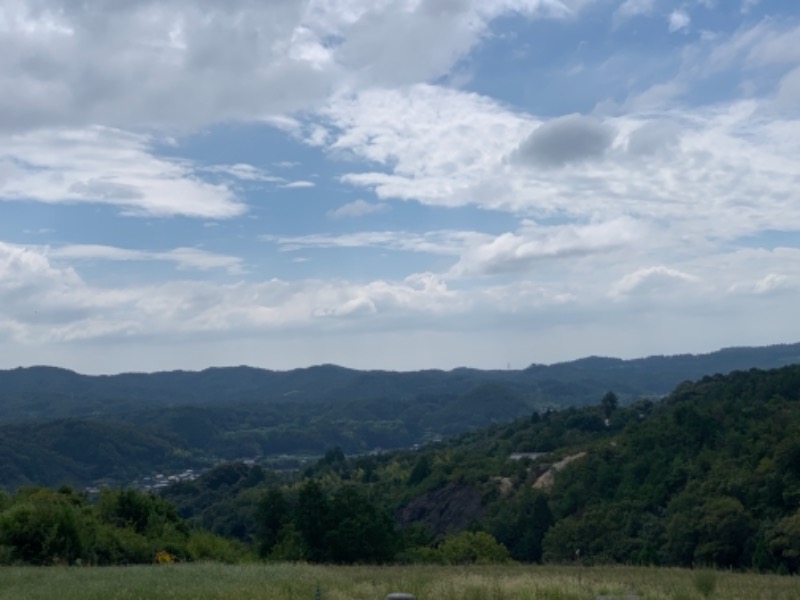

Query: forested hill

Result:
[2,342,799,421]
[0,342,799,490]
[162,364,800,572]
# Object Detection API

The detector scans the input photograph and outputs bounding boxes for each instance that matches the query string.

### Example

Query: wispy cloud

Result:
[328,200,389,219]
[263,230,487,256]
[613,0,656,25]
[49,244,245,274]
[281,181,316,189]
[203,163,283,183]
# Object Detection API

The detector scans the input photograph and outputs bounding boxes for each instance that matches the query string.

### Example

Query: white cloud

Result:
[451,218,644,276]
[264,229,487,256]
[328,199,389,218]
[49,245,244,274]
[0,1,332,133]
[610,266,700,298]
[0,0,601,134]
[203,163,283,183]
[319,84,800,243]
[613,0,655,24]
[281,180,316,189]
[752,273,791,295]
[323,84,532,210]
[266,217,650,281]
[2,239,800,372]
[0,127,245,218]
[668,9,690,33]
[0,241,463,345]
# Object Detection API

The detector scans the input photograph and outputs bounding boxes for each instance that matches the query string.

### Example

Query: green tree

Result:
[601,391,619,420]
[768,509,800,573]
[295,480,329,562]
[324,486,397,563]
[694,496,753,568]
[490,488,553,563]
[98,488,187,539]
[256,488,288,558]
[407,454,433,486]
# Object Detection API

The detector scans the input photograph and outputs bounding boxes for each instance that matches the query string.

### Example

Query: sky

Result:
[1,0,799,374]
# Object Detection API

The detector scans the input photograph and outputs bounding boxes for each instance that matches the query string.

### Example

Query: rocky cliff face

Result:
[396,482,485,536]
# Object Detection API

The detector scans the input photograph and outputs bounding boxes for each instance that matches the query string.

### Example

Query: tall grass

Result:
[0,563,797,600]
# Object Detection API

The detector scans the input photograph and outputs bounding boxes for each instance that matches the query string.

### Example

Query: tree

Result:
[324,486,397,563]
[98,488,186,539]
[601,391,619,420]
[407,455,433,486]
[256,488,288,558]
[693,496,753,568]
[295,480,329,562]
[489,488,553,563]
[768,509,800,573]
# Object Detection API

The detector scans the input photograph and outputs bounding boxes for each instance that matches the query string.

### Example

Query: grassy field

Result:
[0,563,797,600]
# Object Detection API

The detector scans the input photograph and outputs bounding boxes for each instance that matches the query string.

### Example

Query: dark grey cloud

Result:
[513,114,615,167]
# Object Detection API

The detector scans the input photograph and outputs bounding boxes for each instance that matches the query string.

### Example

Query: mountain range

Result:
[1,342,799,489]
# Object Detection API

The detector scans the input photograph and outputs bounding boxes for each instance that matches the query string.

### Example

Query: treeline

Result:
[0,487,243,565]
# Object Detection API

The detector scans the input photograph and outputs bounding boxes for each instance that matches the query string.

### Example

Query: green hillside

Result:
[1,364,799,571]
[161,365,800,572]
[1,342,799,489]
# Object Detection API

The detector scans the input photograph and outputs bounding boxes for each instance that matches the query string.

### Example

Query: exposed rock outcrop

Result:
[396,482,484,535]
[533,451,587,491]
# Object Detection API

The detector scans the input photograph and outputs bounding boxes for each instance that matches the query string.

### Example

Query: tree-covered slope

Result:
[161,365,800,572]
[1,342,799,491]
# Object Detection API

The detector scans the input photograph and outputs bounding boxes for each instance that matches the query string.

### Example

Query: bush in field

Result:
[91,524,152,565]
[186,531,247,563]
[438,531,511,565]
[266,525,305,562]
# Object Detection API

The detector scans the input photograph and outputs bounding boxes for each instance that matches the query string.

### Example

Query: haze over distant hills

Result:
[0,342,799,490]
[3,342,800,420]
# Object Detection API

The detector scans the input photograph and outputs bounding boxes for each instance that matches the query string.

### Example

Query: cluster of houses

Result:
[83,468,202,496]
[134,469,200,491]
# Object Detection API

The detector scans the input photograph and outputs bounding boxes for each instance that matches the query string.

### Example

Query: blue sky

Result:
[1,0,799,374]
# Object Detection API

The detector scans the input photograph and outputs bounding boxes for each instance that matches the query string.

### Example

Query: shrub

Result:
[438,531,511,565]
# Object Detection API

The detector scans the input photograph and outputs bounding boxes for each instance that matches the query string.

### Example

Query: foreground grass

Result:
[0,563,797,600]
